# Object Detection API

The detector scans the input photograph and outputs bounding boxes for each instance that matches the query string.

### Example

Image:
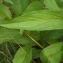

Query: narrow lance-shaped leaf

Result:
[12,0,30,16]
[11,0,22,16]
[0,2,12,20]
[20,0,30,11]
[4,0,13,4]
[24,1,44,13]
[44,0,60,11]
[0,10,63,31]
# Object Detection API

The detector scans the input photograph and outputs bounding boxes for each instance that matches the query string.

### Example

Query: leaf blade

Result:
[40,42,63,63]
[0,2,12,20]
[0,10,63,31]
[44,0,60,11]
[13,45,32,63]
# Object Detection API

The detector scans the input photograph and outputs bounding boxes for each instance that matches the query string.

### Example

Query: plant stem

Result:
[0,51,11,61]
[5,28,36,63]
[24,31,44,49]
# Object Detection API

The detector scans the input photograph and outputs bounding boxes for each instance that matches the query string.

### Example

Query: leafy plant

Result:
[0,0,63,63]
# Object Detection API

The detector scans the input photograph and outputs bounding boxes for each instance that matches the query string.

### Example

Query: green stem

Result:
[25,31,44,49]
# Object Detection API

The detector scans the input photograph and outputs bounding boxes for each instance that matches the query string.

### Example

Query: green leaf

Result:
[13,45,32,63]
[20,0,31,11]
[0,2,12,20]
[30,31,40,41]
[40,31,49,47]
[10,35,33,45]
[0,16,5,23]
[12,0,30,16]
[24,1,44,13]
[0,27,20,44]
[4,0,13,4]
[0,27,33,45]
[0,26,26,45]
[44,0,60,11]
[32,48,41,59]
[11,0,22,16]
[40,30,63,40]
[40,42,63,63]
[48,30,63,39]
[32,0,40,1]
[0,10,63,31]
[47,39,58,44]
[55,0,63,8]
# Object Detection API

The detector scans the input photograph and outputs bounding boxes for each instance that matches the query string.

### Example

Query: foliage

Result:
[0,0,63,63]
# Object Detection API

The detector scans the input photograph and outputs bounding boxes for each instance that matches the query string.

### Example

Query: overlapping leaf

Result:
[44,0,60,11]
[20,0,30,11]
[12,0,30,16]
[55,0,63,8]
[40,30,63,39]
[4,0,13,4]
[0,27,20,44]
[0,2,12,20]
[0,16,5,23]
[24,1,44,13]
[0,27,33,45]
[0,10,63,31]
